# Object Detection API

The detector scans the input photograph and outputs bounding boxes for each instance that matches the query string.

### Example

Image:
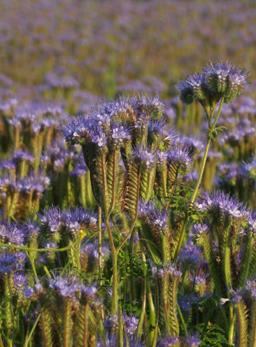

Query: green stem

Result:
[63,300,72,347]
[173,98,224,259]
[177,303,187,336]
[228,305,235,346]
[111,249,119,315]
[147,285,157,347]
[98,206,103,283]
[190,137,212,205]
[4,275,13,347]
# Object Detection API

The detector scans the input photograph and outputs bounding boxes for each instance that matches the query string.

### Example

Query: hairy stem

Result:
[174,98,224,258]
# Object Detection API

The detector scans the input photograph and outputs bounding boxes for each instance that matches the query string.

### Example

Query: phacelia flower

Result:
[62,207,97,234]
[40,207,63,233]
[204,62,247,102]
[133,147,156,169]
[177,73,206,104]
[138,202,168,231]
[246,280,256,299]
[0,223,25,245]
[157,336,179,347]
[179,241,203,266]
[0,252,26,273]
[177,62,247,108]
[183,335,200,347]
[167,147,192,170]
[49,275,81,300]
[196,191,249,219]
[123,314,139,335]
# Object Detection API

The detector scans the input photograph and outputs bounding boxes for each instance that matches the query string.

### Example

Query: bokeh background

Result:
[0,0,255,105]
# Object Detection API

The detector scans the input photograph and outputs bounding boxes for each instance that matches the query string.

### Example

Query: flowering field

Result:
[0,1,256,346]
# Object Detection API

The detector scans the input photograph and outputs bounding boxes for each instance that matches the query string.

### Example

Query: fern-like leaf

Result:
[236,300,248,347]
[124,162,140,222]
[168,276,180,337]
[39,308,54,347]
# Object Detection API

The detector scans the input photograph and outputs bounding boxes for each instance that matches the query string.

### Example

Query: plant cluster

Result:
[1,61,256,347]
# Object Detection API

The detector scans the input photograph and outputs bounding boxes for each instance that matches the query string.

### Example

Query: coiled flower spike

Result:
[177,62,247,111]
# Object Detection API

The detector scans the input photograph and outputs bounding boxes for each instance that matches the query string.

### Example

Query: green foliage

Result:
[196,323,229,347]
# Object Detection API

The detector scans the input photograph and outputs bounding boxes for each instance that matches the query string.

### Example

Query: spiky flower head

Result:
[0,223,25,245]
[138,201,168,232]
[49,275,81,300]
[167,147,192,171]
[133,147,156,169]
[196,191,249,219]
[131,95,164,119]
[177,62,247,108]
[177,73,206,104]
[204,62,247,103]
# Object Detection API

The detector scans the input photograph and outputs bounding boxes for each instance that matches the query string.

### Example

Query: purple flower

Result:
[40,207,63,233]
[14,272,27,288]
[157,336,179,347]
[64,116,107,147]
[62,207,97,234]
[191,224,209,238]
[205,63,247,101]
[15,175,50,195]
[230,289,243,304]
[196,191,249,219]
[123,314,138,335]
[131,95,164,118]
[12,150,34,163]
[133,147,156,169]
[0,252,26,273]
[178,62,247,106]
[138,202,168,231]
[23,282,44,299]
[179,294,199,312]
[184,335,200,347]
[167,147,191,169]
[45,72,79,89]
[0,223,25,245]
[246,280,256,299]
[179,241,203,266]
[49,275,81,300]
[0,253,18,273]
[111,124,131,146]
[175,135,204,156]
[155,263,182,279]
[104,315,118,331]
[81,241,110,260]
[177,73,206,104]
[81,285,97,300]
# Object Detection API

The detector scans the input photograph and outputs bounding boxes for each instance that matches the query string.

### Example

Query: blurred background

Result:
[0,0,255,105]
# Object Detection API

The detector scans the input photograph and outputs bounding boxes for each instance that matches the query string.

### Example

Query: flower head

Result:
[123,314,139,336]
[177,73,206,104]
[49,275,81,300]
[177,62,247,107]
[204,62,247,102]
[133,147,156,169]
[183,335,200,347]
[196,191,249,219]
[138,202,168,231]
[157,336,179,347]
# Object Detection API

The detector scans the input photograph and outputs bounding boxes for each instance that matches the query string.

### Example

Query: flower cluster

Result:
[178,62,247,109]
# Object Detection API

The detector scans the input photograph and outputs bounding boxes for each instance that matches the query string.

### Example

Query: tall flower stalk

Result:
[174,63,247,258]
